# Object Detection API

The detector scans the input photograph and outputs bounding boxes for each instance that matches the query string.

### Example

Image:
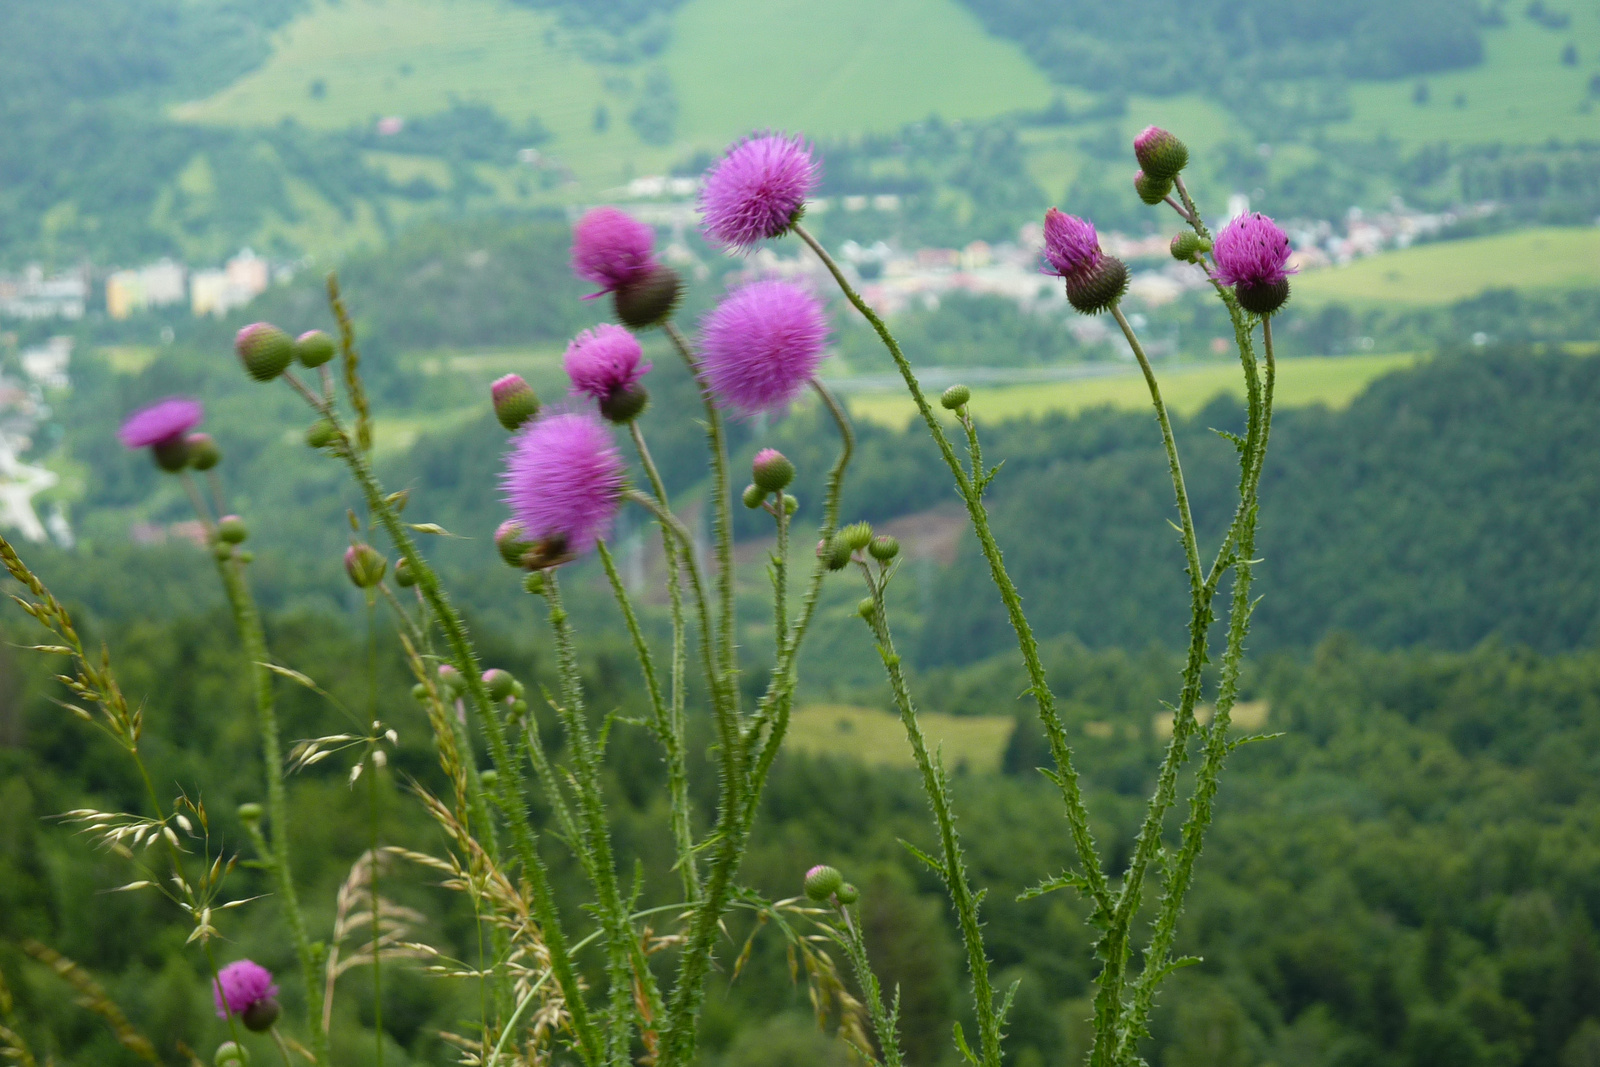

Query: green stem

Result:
[794,222,1112,916]
[366,597,384,1067]
[863,569,998,1067]
[835,904,904,1067]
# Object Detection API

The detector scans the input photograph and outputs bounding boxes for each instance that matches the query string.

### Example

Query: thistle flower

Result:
[119,397,203,472]
[698,133,819,251]
[571,207,658,296]
[214,960,280,1031]
[501,412,625,563]
[698,280,828,414]
[1041,209,1127,315]
[564,324,652,422]
[1212,212,1296,315]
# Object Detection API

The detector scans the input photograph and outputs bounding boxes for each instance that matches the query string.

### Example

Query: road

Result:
[0,434,58,543]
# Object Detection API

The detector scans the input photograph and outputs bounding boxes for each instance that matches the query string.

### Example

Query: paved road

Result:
[0,435,57,542]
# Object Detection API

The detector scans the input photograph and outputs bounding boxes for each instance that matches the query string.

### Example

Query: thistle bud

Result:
[394,556,416,587]
[213,541,235,561]
[217,515,248,544]
[186,433,221,471]
[480,769,498,788]
[1133,126,1189,182]
[1065,257,1129,316]
[523,572,547,596]
[820,536,853,571]
[235,323,294,383]
[496,521,534,568]
[752,448,795,492]
[306,420,337,448]
[237,550,254,564]
[869,535,900,561]
[613,264,684,330]
[1234,279,1291,317]
[438,664,465,695]
[214,1041,250,1067]
[841,522,873,552]
[598,384,650,424]
[783,494,799,516]
[483,668,518,702]
[1170,232,1206,262]
[295,330,336,368]
[804,864,844,901]
[412,682,428,701]
[242,997,281,1033]
[492,374,540,432]
[835,882,860,905]
[236,802,263,824]
[344,543,387,588]
[940,384,971,410]
[1134,169,1173,206]
[152,437,191,472]
[857,597,876,621]
[742,483,767,509]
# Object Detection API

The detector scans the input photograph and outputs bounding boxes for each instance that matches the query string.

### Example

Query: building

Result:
[0,266,88,321]
[191,249,270,317]
[19,337,71,389]
[106,260,186,320]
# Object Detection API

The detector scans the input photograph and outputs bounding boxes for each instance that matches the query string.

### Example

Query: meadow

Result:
[785,704,1015,773]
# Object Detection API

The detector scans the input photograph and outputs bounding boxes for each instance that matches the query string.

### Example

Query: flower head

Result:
[119,398,203,449]
[214,960,277,1019]
[501,412,625,562]
[699,133,819,251]
[1040,209,1103,280]
[564,324,651,402]
[1133,126,1189,181]
[1211,212,1295,289]
[699,280,828,415]
[571,207,658,296]
[491,374,541,431]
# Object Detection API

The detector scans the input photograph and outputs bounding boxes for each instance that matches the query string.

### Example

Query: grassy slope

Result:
[788,703,1014,773]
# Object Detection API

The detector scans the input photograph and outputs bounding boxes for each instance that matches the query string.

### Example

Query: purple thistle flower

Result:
[571,207,658,297]
[699,280,829,415]
[214,960,277,1019]
[501,412,625,561]
[564,324,651,402]
[1211,212,1296,289]
[1040,209,1103,280]
[119,398,203,449]
[698,133,819,251]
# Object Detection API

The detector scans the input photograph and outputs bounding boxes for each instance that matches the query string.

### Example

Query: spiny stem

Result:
[794,221,1112,916]
[835,902,905,1067]
[365,598,384,1067]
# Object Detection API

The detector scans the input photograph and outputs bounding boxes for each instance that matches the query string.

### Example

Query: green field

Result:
[786,704,1014,774]
[845,352,1420,428]
[1294,228,1600,307]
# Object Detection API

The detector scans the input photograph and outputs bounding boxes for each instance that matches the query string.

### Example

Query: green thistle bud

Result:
[295,330,336,368]
[152,437,190,473]
[841,522,873,552]
[237,550,254,564]
[236,802,263,824]
[941,384,971,410]
[1234,278,1291,317]
[818,537,852,572]
[438,664,465,694]
[835,882,860,905]
[1134,169,1173,206]
[598,385,650,424]
[235,323,294,383]
[1170,232,1206,262]
[783,494,798,516]
[242,997,280,1032]
[306,420,337,448]
[1134,126,1189,182]
[523,572,547,596]
[412,682,428,701]
[491,375,540,432]
[496,521,534,568]
[752,448,795,493]
[186,433,221,471]
[804,864,844,901]
[215,1041,251,1067]
[869,535,900,561]
[613,264,684,330]
[213,541,234,562]
[742,483,767,509]
[857,597,876,621]
[217,515,248,544]
[394,557,416,587]
[480,769,498,788]
[344,543,387,588]
[483,668,518,702]
[1065,257,1129,316]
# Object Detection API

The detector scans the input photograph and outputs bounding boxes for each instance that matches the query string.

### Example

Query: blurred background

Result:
[3,1,1600,1064]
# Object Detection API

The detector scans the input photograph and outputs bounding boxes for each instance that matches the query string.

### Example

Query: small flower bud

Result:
[598,384,650,424]
[242,997,281,1032]
[841,522,873,552]
[412,682,428,701]
[857,597,876,621]
[783,494,798,516]
[235,323,295,383]
[394,557,416,587]
[496,521,534,568]
[804,864,844,901]
[940,384,971,410]
[438,664,465,694]
[236,802,263,824]
[1234,278,1291,317]
[480,769,498,788]
[752,448,795,492]
[386,489,410,513]
[742,483,767,509]
[214,1041,250,1067]
[819,536,853,571]
[523,572,547,596]
[613,264,684,330]
[217,515,248,544]
[344,543,387,588]
[213,541,235,561]
[1133,126,1189,181]
[306,420,337,448]
[835,882,860,905]
[1134,169,1173,206]
[186,433,221,471]
[483,668,518,702]
[1065,257,1129,316]
[295,330,336,368]
[492,374,541,432]
[237,550,254,564]
[869,535,899,561]
[1170,232,1206,262]
[152,437,191,472]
